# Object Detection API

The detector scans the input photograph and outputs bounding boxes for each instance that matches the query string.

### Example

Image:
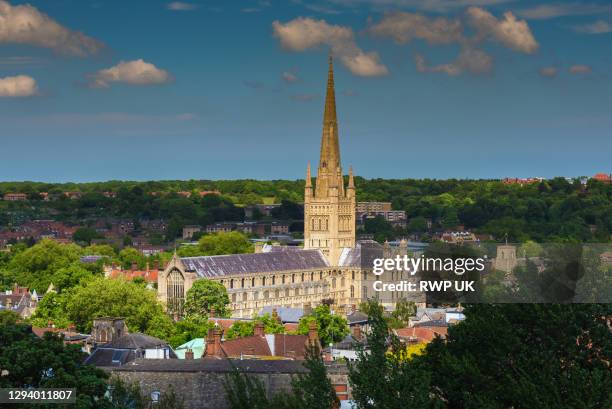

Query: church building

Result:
[157,56,420,318]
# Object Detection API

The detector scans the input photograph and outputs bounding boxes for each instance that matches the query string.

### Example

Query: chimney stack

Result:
[272,308,281,323]
[307,321,319,345]
[205,327,223,357]
[254,322,265,337]
[185,348,194,360]
[352,325,361,340]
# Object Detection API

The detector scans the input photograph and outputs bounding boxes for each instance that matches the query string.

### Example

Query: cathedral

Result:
[157,56,419,318]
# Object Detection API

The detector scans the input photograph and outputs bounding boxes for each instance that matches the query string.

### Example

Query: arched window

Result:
[230,279,234,289]
[292,274,295,283]
[282,275,286,284]
[242,292,247,302]
[352,271,355,280]
[251,278,255,287]
[275,289,280,298]
[332,278,337,289]
[231,293,236,302]
[310,272,314,281]
[311,218,316,230]
[320,272,323,279]
[295,288,300,296]
[301,273,305,282]
[350,285,354,298]
[166,269,185,315]
[264,290,269,299]
[241,278,245,288]
[272,276,276,285]
[341,277,345,288]
[262,276,266,286]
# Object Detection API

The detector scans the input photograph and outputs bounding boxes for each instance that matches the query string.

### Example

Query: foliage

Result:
[184,279,230,318]
[178,231,253,257]
[105,376,185,409]
[31,276,174,336]
[0,322,109,408]
[225,313,286,340]
[297,305,349,346]
[290,344,340,409]
[387,298,416,329]
[348,300,442,409]
[72,227,103,245]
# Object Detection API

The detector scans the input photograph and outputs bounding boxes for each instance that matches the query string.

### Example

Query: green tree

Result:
[297,305,348,346]
[0,322,109,408]
[198,231,253,255]
[225,314,286,339]
[290,345,339,409]
[183,279,230,318]
[72,227,103,245]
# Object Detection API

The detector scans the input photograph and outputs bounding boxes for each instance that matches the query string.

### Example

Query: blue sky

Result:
[0,0,610,182]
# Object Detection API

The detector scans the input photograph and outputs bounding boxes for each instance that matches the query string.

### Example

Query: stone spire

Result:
[318,53,340,173]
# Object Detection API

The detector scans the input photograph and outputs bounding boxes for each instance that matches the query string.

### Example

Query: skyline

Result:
[1,0,611,182]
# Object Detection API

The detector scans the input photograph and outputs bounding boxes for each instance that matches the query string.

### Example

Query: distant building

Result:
[593,173,611,184]
[270,222,290,234]
[3,193,27,201]
[440,231,477,243]
[0,285,38,318]
[182,225,202,240]
[502,177,544,185]
[205,223,235,233]
[198,190,221,197]
[356,202,392,213]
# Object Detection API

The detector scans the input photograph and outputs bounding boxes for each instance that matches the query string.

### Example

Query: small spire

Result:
[348,166,355,189]
[306,161,312,188]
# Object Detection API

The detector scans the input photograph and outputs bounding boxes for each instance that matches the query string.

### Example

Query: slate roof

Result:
[346,311,369,325]
[259,306,305,323]
[85,333,176,367]
[338,241,384,268]
[112,358,311,373]
[181,249,329,278]
[101,333,170,349]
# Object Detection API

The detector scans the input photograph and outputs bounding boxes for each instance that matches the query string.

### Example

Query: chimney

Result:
[352,325,362,340]
[307,321,319,345]
[254,322,265,337]
[213,327,222,356]
[205,328,222,357]
[185,348,194,360]
[131,262,137,271]
[272,308,280,323]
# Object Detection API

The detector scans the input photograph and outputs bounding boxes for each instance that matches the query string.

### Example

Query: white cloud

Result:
[467,7,538,54]
[88,59,171,88]
[0,0,104,56]
[0,74,38,97]
[415,47,492,76]
[572,20,612,34]
[282,71,299,83]
[516,3,612,20]
[370,7,537,76]
[167,2,199,11]
[368,12,464,44]
[328,0,513,13]
[272,17,388,76]
[569,64,592,74]
[539,66,558,78]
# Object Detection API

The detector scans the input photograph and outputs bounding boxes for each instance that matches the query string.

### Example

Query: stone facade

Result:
[110,359,350,409]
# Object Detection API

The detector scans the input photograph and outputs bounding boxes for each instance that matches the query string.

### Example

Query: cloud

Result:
[0,74,38,97]
[516,3,612,20]
[369,7,537,76]
[282,71,299,83]
[539,66,558,78]
[327,0,513,13]
[571,20,612,34]
[569,64,592,74]
[272,17,388,76]
[88,60,171,88]
[415,47,493,76]
[0,56,44,66]
[167,2,198,11]
[466,7,538,54]
[0,0,104,56]
[368,12,464,44]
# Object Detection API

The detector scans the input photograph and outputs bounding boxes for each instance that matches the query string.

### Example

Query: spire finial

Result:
[306,161,312,188]
[348,165,355,189]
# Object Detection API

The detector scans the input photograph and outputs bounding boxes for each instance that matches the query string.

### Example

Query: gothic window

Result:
[282,275,286,284]
[251,278,255,287]
[241,278,245,288]
[253,291,259,300]
[310,272,314,281]
[363,271,367,280]
[341,277,345,288]
[242,293,247,302]
[264,291,269,299]
[285,289,290,297]
[272,276,276,285]
[311,218,316,230]
[301,273,305,282]
[275,289,280,298]
[363,286,368,299]
[262,276,266,286]
[295,288,300,296]
[332,278,337,289]
[166,269,185,315]
[350,286,354,298]
[292,274,295,283]
[352,271,355,280]
[320,272,323,279]
[230,279,234,289]
[231,293,236,303]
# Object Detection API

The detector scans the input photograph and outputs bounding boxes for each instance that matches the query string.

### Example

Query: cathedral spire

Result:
[305,161,312,188]
[318,52,340,172]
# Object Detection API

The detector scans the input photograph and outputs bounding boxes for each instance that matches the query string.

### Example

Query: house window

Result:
[166,269,184,315]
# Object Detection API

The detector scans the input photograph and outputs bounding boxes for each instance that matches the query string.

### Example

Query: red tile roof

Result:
[394,326,447,343]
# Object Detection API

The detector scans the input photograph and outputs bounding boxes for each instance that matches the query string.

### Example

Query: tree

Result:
[198,232,253,255]
[423,304,612,408]
[297,305,348,346]
[348,300,442,409]
[31,276,174,336]
[0,322,109,407]
[72,227,103,245]
[290,345,339,409]
[225,314,286,340]
[388,298,416,329]
[184,279,230,318]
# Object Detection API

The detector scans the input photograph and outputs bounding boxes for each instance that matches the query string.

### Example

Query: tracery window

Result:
[166,269,185,315]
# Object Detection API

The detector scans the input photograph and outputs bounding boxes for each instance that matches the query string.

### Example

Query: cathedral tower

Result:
[304,55,356,265]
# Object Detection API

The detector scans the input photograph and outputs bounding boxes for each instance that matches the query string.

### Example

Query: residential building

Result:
[182,225,201,240]
[356,202,392,213]
[3,193,27,201]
